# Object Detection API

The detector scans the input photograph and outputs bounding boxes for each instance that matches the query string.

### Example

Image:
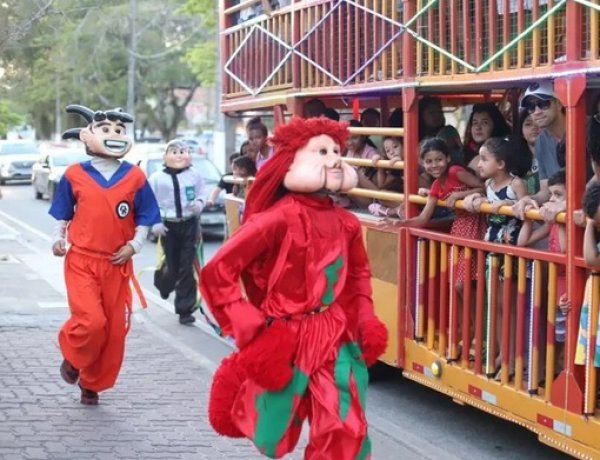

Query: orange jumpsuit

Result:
[49,161,160,392]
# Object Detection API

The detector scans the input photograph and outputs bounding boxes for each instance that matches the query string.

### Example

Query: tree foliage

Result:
[182,0,217,85]
[0,0,53,52]
[0,102,23,138]
[0,0,218,140]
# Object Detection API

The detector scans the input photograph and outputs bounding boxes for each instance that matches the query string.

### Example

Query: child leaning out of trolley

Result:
[368,135,405,214]
[463,136,529,378]
[230,155,257,200]
[518,169,570,373]
[394,138,485,232]
[370,136,404,190]
[206,153,240,208]
[575,183,600,383]
[396,138,487,357]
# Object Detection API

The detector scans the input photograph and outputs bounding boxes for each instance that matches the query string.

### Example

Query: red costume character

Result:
[200,117,388,459]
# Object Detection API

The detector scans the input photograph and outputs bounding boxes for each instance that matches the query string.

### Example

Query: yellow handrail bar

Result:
[224,0,263,16]
[347,127,405,137]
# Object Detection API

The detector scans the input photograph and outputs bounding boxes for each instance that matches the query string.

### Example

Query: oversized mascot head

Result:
[163,139,191,170]
[243,116,358,220]
[62,104,134,158]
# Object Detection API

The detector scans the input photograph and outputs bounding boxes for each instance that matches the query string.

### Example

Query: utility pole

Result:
[213,30,235,172]
[127,0,137,135]
[54,73,61,141]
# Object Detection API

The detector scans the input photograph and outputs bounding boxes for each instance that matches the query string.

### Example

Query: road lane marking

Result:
[38,301,69,309]
[0,209,234,348]
[0,208,52,242]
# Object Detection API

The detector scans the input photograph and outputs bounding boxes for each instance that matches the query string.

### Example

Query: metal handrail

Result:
[347,127,405,137]
[224,0,263,15]
[343,157,405,170]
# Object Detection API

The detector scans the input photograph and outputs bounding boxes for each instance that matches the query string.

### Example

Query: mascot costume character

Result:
[200,116,388,459]
[50,104,160,405]
[148,139,206,325]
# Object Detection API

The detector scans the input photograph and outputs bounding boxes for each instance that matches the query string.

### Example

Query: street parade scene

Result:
[2,0,600,459]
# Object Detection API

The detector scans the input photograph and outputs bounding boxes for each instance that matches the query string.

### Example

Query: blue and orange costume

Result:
[200,117,388,459]
[50,105,160,404]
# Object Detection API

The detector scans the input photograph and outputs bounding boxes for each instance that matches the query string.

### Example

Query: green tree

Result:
[0,0,53,52]
[183,0,217,85]
[0,102,23,138]
[2,0,215,140]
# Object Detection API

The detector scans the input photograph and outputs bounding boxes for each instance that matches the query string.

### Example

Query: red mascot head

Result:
[243,116,358,221]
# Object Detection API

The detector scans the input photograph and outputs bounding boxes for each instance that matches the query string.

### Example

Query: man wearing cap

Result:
[513,80,566,219]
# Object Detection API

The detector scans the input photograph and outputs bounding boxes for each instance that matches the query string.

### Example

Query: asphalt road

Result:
[0,181,571,460]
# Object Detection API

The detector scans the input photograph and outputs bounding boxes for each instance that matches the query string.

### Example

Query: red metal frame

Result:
[219,4,600,447]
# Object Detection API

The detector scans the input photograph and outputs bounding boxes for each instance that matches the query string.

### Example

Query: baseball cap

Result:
[520,81,556,108]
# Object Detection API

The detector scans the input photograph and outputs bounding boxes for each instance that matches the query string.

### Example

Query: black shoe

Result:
[159,290,169,300]
[60,359,79,385]
[79,385,99,405]
[179,314,196,325]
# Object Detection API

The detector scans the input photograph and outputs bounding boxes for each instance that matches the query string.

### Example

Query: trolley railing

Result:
[223,115,597,420]
[220,0,600,101]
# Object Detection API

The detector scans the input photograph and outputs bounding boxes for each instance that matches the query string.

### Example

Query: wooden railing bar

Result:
[427,0,434,75]
[548,0,557,64]
[224,0,262,16]
[517,0,525,68]
[503,0,511,69]
[450,0,458,74]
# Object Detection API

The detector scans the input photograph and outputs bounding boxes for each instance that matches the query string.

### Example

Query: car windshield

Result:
[146,159,164,177]
[0,142,37,155]
[191,158,221,184]
[52,152,89,166]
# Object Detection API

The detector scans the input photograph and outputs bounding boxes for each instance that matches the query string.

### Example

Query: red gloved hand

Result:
[224,300,266,349]
[240,320,297,391]
[358,317,388,367]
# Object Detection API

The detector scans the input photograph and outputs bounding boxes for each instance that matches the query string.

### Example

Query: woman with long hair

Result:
[462,102,512,171]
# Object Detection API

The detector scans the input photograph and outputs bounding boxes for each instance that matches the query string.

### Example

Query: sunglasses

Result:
[524,99,552,113]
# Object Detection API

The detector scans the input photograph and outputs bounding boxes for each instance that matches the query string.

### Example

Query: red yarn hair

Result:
[243,116,349,221]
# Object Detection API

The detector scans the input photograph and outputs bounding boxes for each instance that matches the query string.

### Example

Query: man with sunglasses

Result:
[49,104,161,405]
[513,81,566,220]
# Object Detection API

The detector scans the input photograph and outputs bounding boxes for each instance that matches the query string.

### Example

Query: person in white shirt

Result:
[148,140,206,325]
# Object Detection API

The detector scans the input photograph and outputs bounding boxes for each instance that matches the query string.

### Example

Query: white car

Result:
[32,145,88,201]
[0,140,39,184]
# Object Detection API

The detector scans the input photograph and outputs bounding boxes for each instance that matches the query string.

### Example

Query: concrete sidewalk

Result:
[0,234,287,460]
[0,223,424,460]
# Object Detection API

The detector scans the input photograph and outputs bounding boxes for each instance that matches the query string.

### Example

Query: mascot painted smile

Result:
[200,116,388,459]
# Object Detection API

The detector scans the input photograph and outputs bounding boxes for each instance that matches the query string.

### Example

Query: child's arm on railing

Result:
[206,185,224,208]
[584,219,600,267]
[445,188,484,208]
[396,196,437,227]
[517,219,550,247]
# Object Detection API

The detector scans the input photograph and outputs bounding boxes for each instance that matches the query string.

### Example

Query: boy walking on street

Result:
[50,105,161,405]
[149,140,206,325]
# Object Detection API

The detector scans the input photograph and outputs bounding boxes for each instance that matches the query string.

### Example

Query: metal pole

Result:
[127,0,137,130]
[54,73,61,141]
